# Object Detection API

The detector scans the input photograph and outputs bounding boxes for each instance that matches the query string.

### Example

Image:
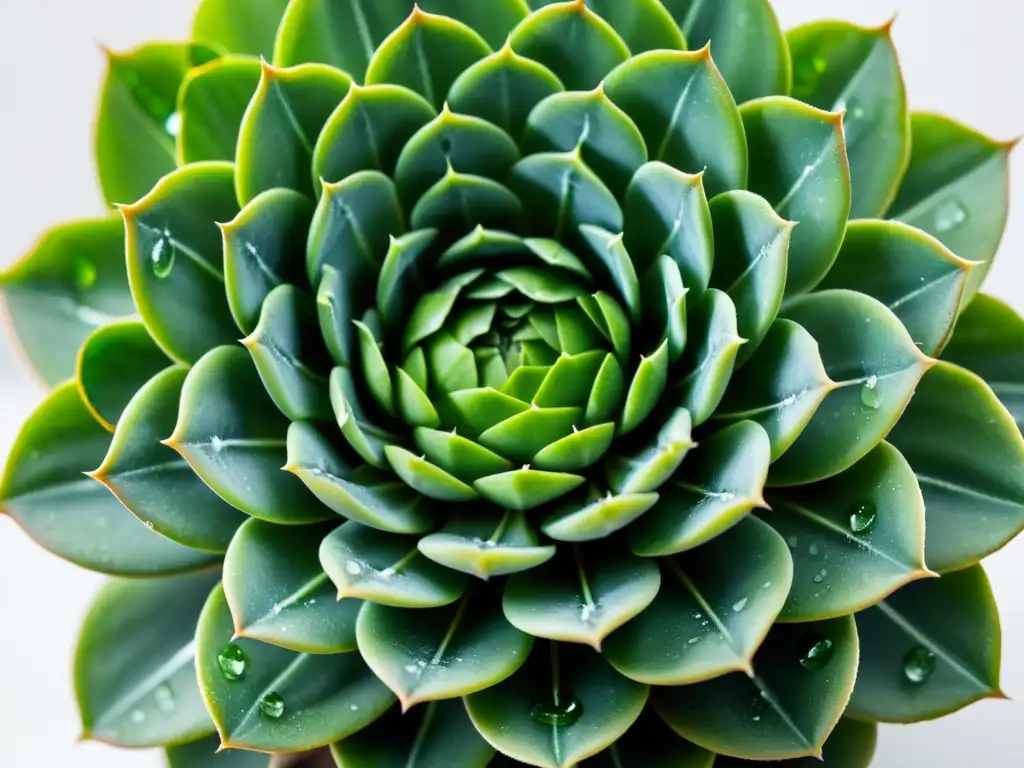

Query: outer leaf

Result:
[177,56,263,164]
[741,97,850,297]
[715,718,877,768]
[193,0,290,57]
[168,346,328,524]
[417,0,531,49]
[465,643,649,768]
[75,571,219,747]
[0,217,134,386]
[848,565,1003,722]
[92,366,248,553]
[0,382,218,575]
[167,735,269,767]
[76,319,170,430]
[607,517,792,685]
[122,161,240,364]
[580,0,685,53]
[224,519,358,654]
[766,442,931,622]
[771,290,931,486]
[655,616,859,760]
[605,50,747,197]
[888,113,1014,307]
[196,584,395,752]
[817,219,973,357]
[580,709,714,768]
[887,362,1024,573]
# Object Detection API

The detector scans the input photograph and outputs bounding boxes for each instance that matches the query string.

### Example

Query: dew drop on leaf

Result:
[155,683,176,713]
[217,644,247,681]
[530,696,583,726]
[164,111,181,138]
[151,230,176,279]
[732,598,748,613]
[800,635,835,671]
[260,692,286,720]
[849,501,878,534]
[787,535,799,549]
[903,646,936,684]
[860,375,880,409]
[130,709,146,724]
[934,198,968,234]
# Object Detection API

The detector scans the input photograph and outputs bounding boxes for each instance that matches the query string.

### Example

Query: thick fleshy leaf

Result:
[92,366,247,553]
[121,161,239,364]
[196,584,395,752]
[193,0,290,57]
[788,20,909,218]
[631,421,771,556]
[465,643,649,768]
[715,718,878,768]
[384,445,479,502]
[418,510,556,579]
[713,319,833,461]
[942,294,1024,429]
[578,0,685,53]
[236,61,352,204]
[607,516,792,685]
[96,43,218,206]
[741,97,850,296]
[168,346,327,524]
[503,545,660,650]
[330,699,494,767]
[330,367,399,468]
[411,170,524,233]
[888,113,1014,307]
[580,709,714,768]
[357,588,532,709]
[75,571,219,747]
[605,50,746,198]
[224,519,357,653]
[542,487,658,543]
[0,217,134,386]
[655,616,858,760]
[76,319,170,431]
[605,407,693,495]
[177,56,263,164]
[848,565,1003,722]
[0,383,218,575]
[771,290,931,486]
[676,289,743,426]
[766,442,930,622]
[474,466,585,510]
[817,220,973,356]
[577,226,641,324]
[167,734,268,767]
[661,0,790,103]
[887,361,1024,573]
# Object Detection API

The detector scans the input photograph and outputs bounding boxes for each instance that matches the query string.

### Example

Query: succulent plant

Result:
[2,0,1022,766]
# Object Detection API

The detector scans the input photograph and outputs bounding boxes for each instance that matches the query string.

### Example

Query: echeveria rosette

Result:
[0,1,1021,767]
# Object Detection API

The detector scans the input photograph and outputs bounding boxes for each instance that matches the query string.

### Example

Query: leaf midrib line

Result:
[94,641,196,731]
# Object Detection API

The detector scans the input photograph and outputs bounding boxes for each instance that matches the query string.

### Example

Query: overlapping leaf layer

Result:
[1,1,1021,766]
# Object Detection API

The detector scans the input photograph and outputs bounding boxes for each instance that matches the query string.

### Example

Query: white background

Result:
[0,1,1021,766]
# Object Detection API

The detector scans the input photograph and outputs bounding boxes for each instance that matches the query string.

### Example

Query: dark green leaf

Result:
[605,407,693,495]
[676,289,743,425]
[177,56,262,164]
[411,170,524,233]
[167,734,269,767]
[580,709,714,768]
[581,0,685,53]
[193,0,290,58]
[715,718,877,768]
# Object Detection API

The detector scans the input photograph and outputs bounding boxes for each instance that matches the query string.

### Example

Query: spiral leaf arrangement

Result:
[2,1,1022,766]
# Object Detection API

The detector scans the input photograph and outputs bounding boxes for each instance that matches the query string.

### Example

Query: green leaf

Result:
[365,8,491,109]
[92,366,247,553]
[605,50,747,198]
[177,56,262,164]
[418,0,531,49]
[714,718,877,768]
[196,583,395,752]
[888,113,1014,307]
[76,571,219,747]
[942,293,1024,429]
[660,0,790,103]
[788,21,909,218]
[357,588,532,709]
[0,217,134,386]
[713,319,833,461]
[631,421,771,556]
[331,699,494,767]
[474,467,585,510]
[655,616,858,760]
[770,290,931,486]
[508,0,629,91]
[96,43,217,206]
[605,407,694,495]
[741,97,850,297]
[503,545,660,650]
[384,445,479,501]
[580,709,714,768]
[580,0,685,53]
[223,188,315,335]
[0,382,218,575]
[847,565,1003,722]
[676,289,743,426]
[533,424,617,474]
[411,170,524,233]
[765,442,931,623]
[376,229,440,333]
[169,346,328,524]
[542,486,658,542]
[76,319,170,431]
[708,191,792,365]
[448,43,564,141]
[414,426,514,481]
[418,509,556,579]
[887,361,1024,573]
[330,367,399,468]
[817,219,973,356]
[236,61,352,204]
[607,516,792,685]
[193,0,290,58]
[224,519,357,654]
[122,161,240,364]
[167,735,269,767]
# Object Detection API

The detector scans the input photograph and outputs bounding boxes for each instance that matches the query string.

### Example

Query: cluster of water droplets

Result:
[217,643,287,720]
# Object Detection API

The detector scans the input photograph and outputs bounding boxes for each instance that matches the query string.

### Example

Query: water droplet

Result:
[130,710,146,724]
[860,375,880,409]
[531,696,583,727]
[787,535,799,549]
[350,703,360,711]
[810,542,822,557]
[800,636,835,671]
[762,581,772,590]
[580,604,595,623]
[687,637,702,645]
[345,560,364,576]
[903,646,936,684]
[217,644,247,681]
[155,684,176,713]
[849,501,878,534]
[151,229,175,279]
[164,111,182,138]
[260,692,286,720]
[145,520,154,529]
[733,598,749,613]
[813,569,828,584]
[934,198,968,234]
[74,258,97,290]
